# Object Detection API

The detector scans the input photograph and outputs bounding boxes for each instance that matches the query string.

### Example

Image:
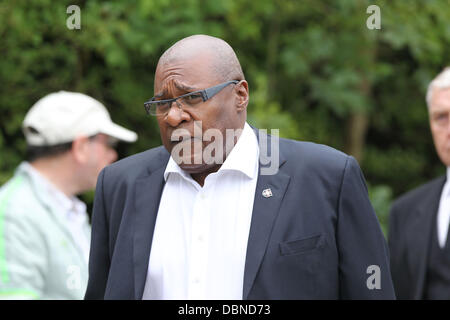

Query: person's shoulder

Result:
[278,137,350,172]
[0,170,46,222]
[108,145,168,169]
[101,145,169,181]
[251,126,348,166]
[391,175,446,215]
[280,138,347,159]
[393,175,446,207]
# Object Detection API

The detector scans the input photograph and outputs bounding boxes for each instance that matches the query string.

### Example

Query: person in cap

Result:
[0,91,137,299]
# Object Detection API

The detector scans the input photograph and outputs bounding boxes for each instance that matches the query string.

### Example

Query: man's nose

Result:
[165,101,190,127]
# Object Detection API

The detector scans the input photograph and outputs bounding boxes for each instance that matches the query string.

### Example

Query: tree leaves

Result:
[1,0,449,230]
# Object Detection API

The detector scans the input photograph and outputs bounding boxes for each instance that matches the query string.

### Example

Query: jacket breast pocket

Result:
[279,234,325,256]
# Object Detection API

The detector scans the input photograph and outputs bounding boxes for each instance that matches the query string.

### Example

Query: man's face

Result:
[154,53,242,173]
[429,88,450,166]
[86,133,118,188]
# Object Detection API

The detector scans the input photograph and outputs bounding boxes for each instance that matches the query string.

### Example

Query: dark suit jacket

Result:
[85,131,395,299]
[388,175,446,299]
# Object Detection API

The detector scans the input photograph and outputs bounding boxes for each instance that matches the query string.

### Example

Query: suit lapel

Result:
[243,130,290,299]
[407,176,445,299]
[133,150,169,299]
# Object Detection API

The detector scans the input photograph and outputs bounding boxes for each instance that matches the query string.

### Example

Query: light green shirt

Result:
[0,163,90,299]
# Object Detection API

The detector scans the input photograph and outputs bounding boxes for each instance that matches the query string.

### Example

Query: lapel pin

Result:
[262,188,273,198]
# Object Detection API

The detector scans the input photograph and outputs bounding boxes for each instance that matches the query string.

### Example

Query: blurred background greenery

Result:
[1,0,449,236]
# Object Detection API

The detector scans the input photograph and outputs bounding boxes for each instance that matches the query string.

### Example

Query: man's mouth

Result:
[171,135,194,143]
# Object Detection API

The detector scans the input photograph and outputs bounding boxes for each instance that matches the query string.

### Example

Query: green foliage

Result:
[247,72,300,139]
[368,184,394,239]
[1,0,449,230]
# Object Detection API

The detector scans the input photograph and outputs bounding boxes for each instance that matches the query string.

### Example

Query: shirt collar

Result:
[164,122,259,182]
[18,162,87,220]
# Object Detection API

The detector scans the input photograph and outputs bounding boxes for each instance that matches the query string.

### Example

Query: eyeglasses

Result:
[144,80,239,116]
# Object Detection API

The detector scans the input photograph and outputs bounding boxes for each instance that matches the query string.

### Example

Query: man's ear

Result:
[235,80,249,112]
[71,136,90,164]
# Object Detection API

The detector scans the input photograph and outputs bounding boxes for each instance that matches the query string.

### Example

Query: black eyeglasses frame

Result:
[144,80,240,116]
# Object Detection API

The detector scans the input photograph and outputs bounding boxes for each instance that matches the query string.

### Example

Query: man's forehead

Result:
[156,51,215,78]
[430,88,450,109]
[155,61,215,94]
[154,79,200,97]
[433,87,450,98]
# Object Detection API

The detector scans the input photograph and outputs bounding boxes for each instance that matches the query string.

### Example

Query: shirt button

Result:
[194,278,200,284]
[198,235,203,242]
[200,194,206,200]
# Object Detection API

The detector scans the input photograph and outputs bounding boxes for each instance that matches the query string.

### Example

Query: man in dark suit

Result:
[85,35,395,299]
[389,67,450,299]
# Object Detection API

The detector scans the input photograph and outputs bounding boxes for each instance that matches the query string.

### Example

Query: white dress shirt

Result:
[142,122,260,300]
[22,162,91,263]
[436,167,450,248]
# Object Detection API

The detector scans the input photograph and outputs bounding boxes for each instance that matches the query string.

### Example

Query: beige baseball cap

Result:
[23,91,138,146]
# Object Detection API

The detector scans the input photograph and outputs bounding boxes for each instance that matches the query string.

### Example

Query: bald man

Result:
[85,35,395,300]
